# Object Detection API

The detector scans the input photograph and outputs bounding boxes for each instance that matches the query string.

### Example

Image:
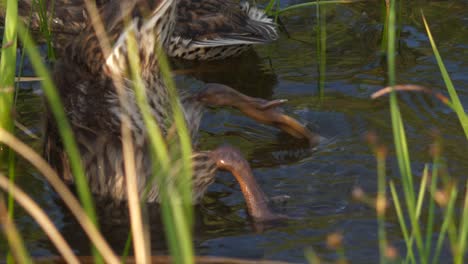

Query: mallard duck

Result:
[44,0,316,221]
[16,0,278,60]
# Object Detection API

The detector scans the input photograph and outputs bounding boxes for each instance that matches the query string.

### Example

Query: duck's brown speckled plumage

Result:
[44,0,210,203]
[168,0,278,60]
[43,0,318,221]
[15,0,278,60]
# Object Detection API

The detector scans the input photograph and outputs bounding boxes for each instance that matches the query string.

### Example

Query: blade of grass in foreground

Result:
[0,2,19,262]
[157,44,194,224]
[0,176,79,264]
[157,43,196,264]
[0,0,18,135]
[15,21,102,262]
[125,30,151,264]
[264,0,277,14]
[431,182,458,264]
[0,195,32,264]
[79,2,161,261]
[0,0,18,221]
[126,27,194,264]
[0,127,120,264]
[421,12,468,139]
[424,138,441,262]
[277,0,358,15]
[316,1,327,98]
[16,21,97,224]
[457,181,468,264]
[389,181,416,263]
[380,0,388,54]
[404,165,429,263]
[32,0,55,59]
[387,0,424,261]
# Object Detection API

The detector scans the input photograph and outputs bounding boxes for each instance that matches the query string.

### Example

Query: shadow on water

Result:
[2,0,468,263]
[172,49,278,99]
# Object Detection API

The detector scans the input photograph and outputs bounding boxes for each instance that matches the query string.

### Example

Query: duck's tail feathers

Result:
[190,36,267,47]
[188,2,278,48]
[240,1,279,42]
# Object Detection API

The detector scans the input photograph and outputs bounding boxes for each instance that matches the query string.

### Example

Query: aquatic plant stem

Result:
[17,19,98,214]
[0,1,19,261]
[424,141,441,262]
[0,0,17,198]
[156,41,195,264]
[121,116,150,264]
[431,185,458,264]
[404,166,429,263]
[0,195,32,264]
[456,181,468,264]
[376,147,387,264]
[0,127,120,263]
[389,181,416,263]
[157,44,194,221]
[264,0,276,14]
[124,17,195,264]
[387,0,425,261]
[277,0,359,14]
[316,1,326,98]
[32,0,55,58]
[0,176,79,264]
[380,0,388,53]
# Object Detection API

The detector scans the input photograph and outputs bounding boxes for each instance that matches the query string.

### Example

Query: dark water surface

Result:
[2,1,468,263]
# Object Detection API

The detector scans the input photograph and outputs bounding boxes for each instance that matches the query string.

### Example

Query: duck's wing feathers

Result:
[175,0,278,47]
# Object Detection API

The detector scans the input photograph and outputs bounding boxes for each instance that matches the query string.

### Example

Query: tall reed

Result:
[125,29,195,264]
[316,1,327,98]
[0,0,17,194]
[380,1,468,263]
[0,0,17,136]
[0,0,19,262]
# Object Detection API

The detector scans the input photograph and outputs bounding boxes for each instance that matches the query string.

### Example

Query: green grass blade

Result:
[264,0,277,14]
[0,0,17,89]
[0,0,19,247]
[0,0,18,162]
[16,21,101,261]
[32,0,55,59]
[125,24,194,264]
[157,46,194,221]
[0,194,32,264]
[380,0,388,53]
[316,2,327,98]
[387,0,425,260]
[421,12,468,139]
[403,165,429,263]
[277,0,357,14]
[390,181,415,263]
[431,185,458,264]
[425,143,440,262]
[157,45,195,264]
[416,166,428,218]
[120,232,132,263]
[456,180,468,264]
[304,247,321,264]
